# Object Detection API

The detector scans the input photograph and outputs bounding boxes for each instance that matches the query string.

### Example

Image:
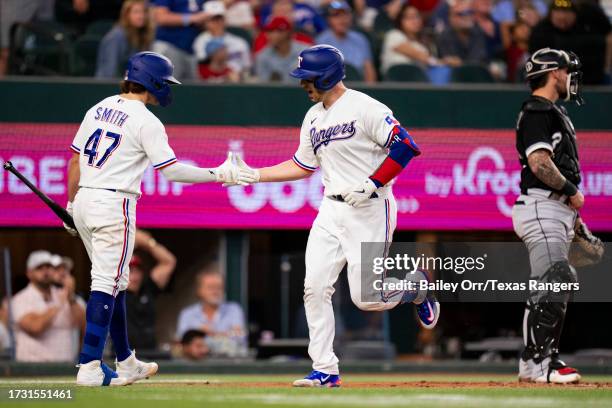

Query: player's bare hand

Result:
[64,202,78,236]
[569,190,584,209]
[343,178,378,208]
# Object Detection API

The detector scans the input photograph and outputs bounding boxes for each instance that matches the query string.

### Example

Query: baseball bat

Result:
[3,161,77,230]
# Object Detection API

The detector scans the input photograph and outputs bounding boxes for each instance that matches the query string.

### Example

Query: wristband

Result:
[561,180,578,196]
[182,14,191,26]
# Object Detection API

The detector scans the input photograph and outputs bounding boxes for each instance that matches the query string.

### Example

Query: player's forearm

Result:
[160,162,217,183]
[527,150,568,191]
[67,153,80,202]
[259,160,313,182]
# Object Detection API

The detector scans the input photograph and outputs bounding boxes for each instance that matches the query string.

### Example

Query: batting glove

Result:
[64,202,78,237]
[223,153,260,187]
[236,154,260,184]
[343,178,378,207]
[214,152,243,185]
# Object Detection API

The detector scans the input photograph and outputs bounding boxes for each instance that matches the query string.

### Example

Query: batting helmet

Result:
[525,48,584,105]
[290,45,346,91]
[124,52,181,107]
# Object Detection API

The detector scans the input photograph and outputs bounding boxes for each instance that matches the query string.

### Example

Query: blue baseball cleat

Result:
[292,370,342,388]
[415,270,440,329]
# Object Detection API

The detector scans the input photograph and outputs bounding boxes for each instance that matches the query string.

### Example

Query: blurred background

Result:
[0,0,611,374]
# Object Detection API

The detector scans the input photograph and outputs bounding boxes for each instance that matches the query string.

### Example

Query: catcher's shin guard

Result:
[525,261,577,363]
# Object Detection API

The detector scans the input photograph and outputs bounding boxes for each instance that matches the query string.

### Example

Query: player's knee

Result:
[350,292,385,311]
[530,260,577,304]
[303,280,335,303]
[89,273,117,297]
[542,260,577,285]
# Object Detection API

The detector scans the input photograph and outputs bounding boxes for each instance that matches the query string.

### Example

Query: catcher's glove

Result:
[569,216,604,267]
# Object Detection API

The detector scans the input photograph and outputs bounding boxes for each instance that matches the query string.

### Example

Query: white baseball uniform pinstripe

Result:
[295,89,409,374]
[71,95,177,296]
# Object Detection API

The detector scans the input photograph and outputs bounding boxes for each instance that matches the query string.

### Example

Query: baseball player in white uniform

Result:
[233,45,440,387]
[66,52,239,386]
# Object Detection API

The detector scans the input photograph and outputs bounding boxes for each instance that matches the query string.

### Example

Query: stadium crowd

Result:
[0,0,610,83]
[0,234,247,363]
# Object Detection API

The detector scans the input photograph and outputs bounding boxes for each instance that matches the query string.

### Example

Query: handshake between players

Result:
[215,152,259,187]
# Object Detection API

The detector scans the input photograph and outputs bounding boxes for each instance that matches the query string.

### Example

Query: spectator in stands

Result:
[492,0,546,48]
[224,0,256,29]
[11,250,85,362]
[126,230,176,350]
[255,17,307,82]
[0,0,55,76]
[473,0,503,60]
[253,5,315,54]
[151,0,208,80]
[436,0,488,66]
[529,0,611,84]
[197,38,240,82]
[354,0,406,33]
[380,4,441,75]
[95,0,155,78]
[260,0,326,36]
[180,329,209,361]
[316,1,377,82]
[505,21,530,81]
[176,268,247,357]
[516,2,542,27]
[50,254,86,359]
[193,1,252,78]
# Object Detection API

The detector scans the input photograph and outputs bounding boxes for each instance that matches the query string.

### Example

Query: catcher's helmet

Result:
[124,52,181,107]
[290,45,346,91]
[525,47,584,105]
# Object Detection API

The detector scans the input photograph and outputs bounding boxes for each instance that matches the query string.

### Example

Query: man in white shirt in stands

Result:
[11,250,85,362]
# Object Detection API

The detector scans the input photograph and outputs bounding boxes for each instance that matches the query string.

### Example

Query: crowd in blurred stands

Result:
[0,0,610,83]
[0,230,248,362]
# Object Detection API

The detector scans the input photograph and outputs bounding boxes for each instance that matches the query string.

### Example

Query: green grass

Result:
[1,374,611,408]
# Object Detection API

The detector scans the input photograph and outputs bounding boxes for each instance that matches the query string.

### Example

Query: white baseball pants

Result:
[73,187,137,297]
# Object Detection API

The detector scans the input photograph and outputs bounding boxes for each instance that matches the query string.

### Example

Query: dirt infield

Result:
[144,380,612,389]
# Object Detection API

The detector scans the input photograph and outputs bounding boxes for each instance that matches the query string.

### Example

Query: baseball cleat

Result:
[115,351,158,383]
[534,366,581,384]
[415,270,440,329]
[76,360,129,386]
[292,370,341,388]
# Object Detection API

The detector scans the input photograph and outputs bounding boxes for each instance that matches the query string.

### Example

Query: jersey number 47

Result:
[83,128,122,168]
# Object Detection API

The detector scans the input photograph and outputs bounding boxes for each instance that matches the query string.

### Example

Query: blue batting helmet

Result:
[124,52,181,107]
[290,45,345,91]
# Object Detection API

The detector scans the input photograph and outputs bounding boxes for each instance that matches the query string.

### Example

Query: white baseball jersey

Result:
[292,89,399,196]
[70,95,177,195]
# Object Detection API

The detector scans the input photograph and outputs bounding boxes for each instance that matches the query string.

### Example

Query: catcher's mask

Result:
[525,48,584,106]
